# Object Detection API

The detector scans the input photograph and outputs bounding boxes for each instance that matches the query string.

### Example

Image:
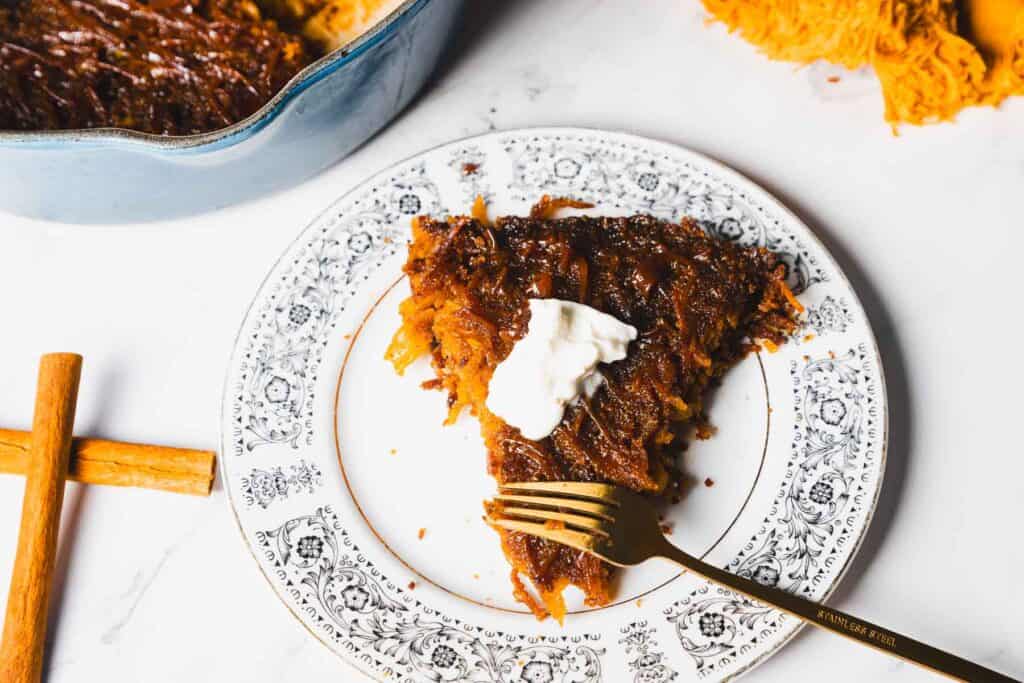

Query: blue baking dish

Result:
[0,0,462,223]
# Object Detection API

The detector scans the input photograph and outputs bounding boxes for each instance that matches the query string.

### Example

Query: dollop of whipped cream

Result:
[486,299,637,440]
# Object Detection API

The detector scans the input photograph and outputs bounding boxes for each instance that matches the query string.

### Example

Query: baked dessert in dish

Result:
[0,0,312,134]
[0,0,399,134]
[386,198,802,621]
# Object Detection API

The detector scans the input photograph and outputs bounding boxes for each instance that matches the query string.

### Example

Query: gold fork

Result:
[488,481,1019,683]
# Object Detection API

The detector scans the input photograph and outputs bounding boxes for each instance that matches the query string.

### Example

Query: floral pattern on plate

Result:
[260,507,605,683]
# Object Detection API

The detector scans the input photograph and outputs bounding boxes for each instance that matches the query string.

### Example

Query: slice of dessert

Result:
[386,198,801,621]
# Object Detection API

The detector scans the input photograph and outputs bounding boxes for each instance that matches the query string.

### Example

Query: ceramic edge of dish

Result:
[0,0,465,222]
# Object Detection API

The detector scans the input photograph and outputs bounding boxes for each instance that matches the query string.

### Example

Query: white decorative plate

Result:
[221,128,887,682]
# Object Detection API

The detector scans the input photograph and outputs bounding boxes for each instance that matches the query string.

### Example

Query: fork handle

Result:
[657,542,1019,683]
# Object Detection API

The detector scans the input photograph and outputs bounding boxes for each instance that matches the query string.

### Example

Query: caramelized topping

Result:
[0,0,314,134]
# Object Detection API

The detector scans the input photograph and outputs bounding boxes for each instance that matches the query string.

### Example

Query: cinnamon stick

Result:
[0,430,215,496]
[0,353,82,683]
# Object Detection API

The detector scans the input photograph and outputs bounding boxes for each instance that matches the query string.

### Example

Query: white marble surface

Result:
[1,1,1022,680]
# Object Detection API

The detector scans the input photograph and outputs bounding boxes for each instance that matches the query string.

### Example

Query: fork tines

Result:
[485,481,620,554]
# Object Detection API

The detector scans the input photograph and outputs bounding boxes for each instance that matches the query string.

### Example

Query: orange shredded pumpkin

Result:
[779,280,805,313]
[701,0,1024,128]
[529,195,595,220]
[471,194,490,224]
